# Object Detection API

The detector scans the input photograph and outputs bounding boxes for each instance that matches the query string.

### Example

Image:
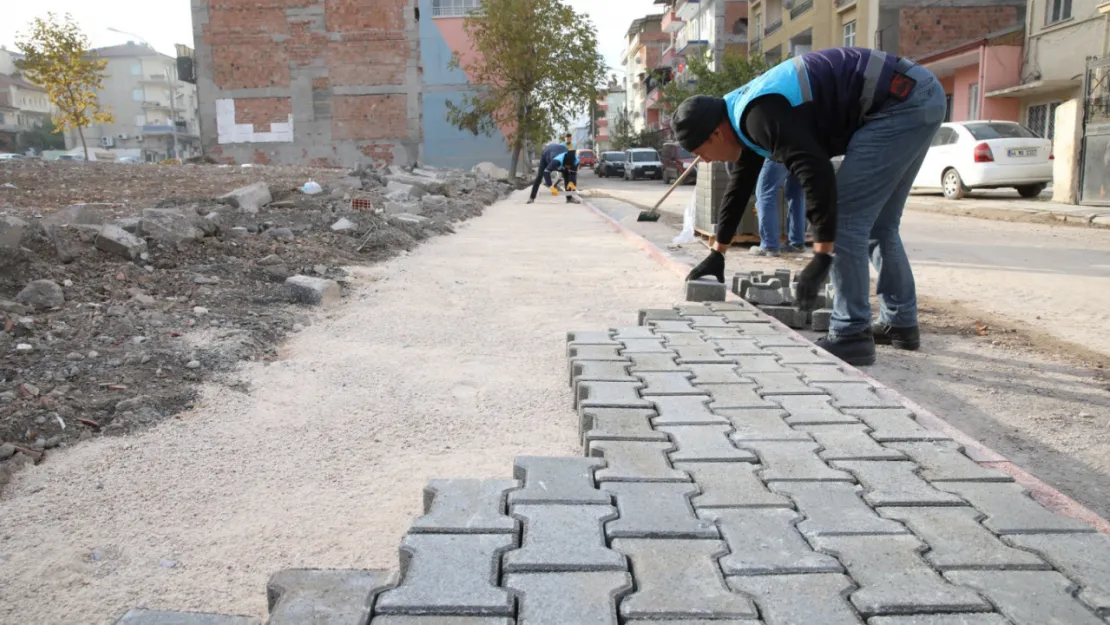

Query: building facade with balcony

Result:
[622,15,671,134]
[0,72,54,153]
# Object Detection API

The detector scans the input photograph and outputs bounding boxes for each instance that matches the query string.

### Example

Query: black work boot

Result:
[816,329,876,367]
[872,323,921,351]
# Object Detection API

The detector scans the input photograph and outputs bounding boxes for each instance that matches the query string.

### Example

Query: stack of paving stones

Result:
[116,300,1110,624]
[731,269,835,332]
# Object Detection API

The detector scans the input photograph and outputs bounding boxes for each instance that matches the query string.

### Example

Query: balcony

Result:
[765,19,783,36]
[677,29,709,54]
[597,119,608,128]
[834,0,856,10]
[0,123,20,133]
[142,100,170,109]
[645,87,663,111]
[789,0,813,19]
[662,10,684,33]
[675,0,700,21]
[662,45,680,67]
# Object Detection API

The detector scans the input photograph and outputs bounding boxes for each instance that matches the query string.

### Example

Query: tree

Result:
[445,0,607,177]
[661,51,768,114]
[15,13,114,161]
[610,107,637,151]
[17,118,66,153]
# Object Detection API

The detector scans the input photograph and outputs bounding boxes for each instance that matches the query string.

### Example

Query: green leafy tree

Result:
[610,107,637,151]
[445,0,607,177]
[661,51,768,113]
[17,118,66,153]
[15,13,114,161]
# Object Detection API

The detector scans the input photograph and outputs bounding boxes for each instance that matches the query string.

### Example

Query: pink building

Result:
[916,25,1025,125]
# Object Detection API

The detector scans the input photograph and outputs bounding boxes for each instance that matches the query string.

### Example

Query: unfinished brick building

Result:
[190,0,512,168]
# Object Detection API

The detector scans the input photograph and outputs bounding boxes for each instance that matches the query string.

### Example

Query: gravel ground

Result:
[0,189,679,623]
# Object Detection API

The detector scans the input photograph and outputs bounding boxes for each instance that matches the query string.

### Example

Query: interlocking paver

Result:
[613,326,658,340]
[721,310,770,323]
[568,345,627,362]
[705,383,780,409]
[686,315,732,328]
[699,327,746,339]
[674,345,732,364]
[1004,533,1110,615]
[687,364,750,385]
[637,372,702,395]
[727,574,862,625]
[410,480,519,534]
[832,461,966,507]
[750,334,806,348]
[722,408,813,442]
[812,534,992,616]
[800,425,907,461]
[372,619,511,625]
[504,505,625,572]
[848,409,952,443]
[789,364,867,384]
[866,616,1010,625]
[765,345,835,365]
[571,361,636,387]
[676,304,716,316]
[509,457,611,506]
[581,408,667,444]
[604,482,719,539]
[738,441,854,482]
[728,322,787,336]
[589,441,689,482]
[577,381,651,410]
[266,569,392,625]
[505,572,632,625]
[657,425,758,463]
[710,300,757,312]
[675,462,792,508]
[886,442,1012,482]
[640,308,684,324]
[567,331,618,346]
[705,508,843,575]
[748,373,827,396]
[659,332,712,346]
[375,534,516,616]
[944,570,1105,625]
[710,339,767,355]
[628,353,687,372]
[114,611,260,625]
[813,383,902,409]
[880,507,1047,571]
[619,338,672,354]
[651,396,729,426]
[612,539,758,619]
[772,482,909,537]
[648,320,698,333]
[936,482,1096,535]
[774,395,859,425]
[733,355,793,374]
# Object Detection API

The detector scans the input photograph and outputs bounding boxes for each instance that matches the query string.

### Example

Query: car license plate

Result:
[1007,148,1037,157]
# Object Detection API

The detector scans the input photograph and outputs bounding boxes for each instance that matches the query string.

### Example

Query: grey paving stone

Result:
[761,305,810,329]
[267,569,393,625]
[848,409,952,443]
[866,615,1010,625]
[710,338,767,355]
[639,308,684,324]
[675,462,792,508]
[651,396,729,426]
[676,304,716,316]
[772,482,910,537]
[624,621,755,625]
[705,383,780,409]
[570,361,636,388]
[659,332,712,346]
[649,320,698,333]
[509,457,611,506]
[765,345,835,365]
[699,327,746,339]
[637,372,701,395]
[114,611,260,625]
[727,574,861,625]
[658,424,758,463]
[568,345,627,362]
[729,322,787,336]
[375,534,516,616]
[800,425,907,461]
[812,534,992,617]
[581,408,667,444]
[733,355,794,374]
[589,441,690,482]
[410,480,519,534]
[705,508,843,575]
[721,408,813,442]
[577,381,651,411]
[687,364,750,385]
[505,571,632,625]
[832,461,966,507]
[619,338,673,354]
[886,442,1013,483]
[750,334,807,347]
[879,507,1048,571]
[628,353,688,372]
[936,482,1096,535]
[710,300,758,312]
[612,326,658,340]
[738,441,854,482]
[811,308,833,332]
[567,331,617,346]
[775,395,860,425]
[674,345,732,364]
[944,570,1104,625]
[504,504,625,572]
[814,383,903,409]
[1004,533,1110,615]
[686,315,731,328]
[604,482,719,539]
[748,373,827,396]
[612,539,758,619]
[721,310,770,323]
[687,278,728,302]
[789,364,867,384]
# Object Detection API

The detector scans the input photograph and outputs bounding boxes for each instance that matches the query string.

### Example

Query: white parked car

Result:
[0,153,26,161]
[913,121,1053,200]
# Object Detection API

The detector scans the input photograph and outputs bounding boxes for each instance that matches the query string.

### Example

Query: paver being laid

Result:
[116,301,1110,624]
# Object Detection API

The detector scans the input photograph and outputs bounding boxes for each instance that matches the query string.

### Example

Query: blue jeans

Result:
[755,160,806,250]
[829,64,946,337]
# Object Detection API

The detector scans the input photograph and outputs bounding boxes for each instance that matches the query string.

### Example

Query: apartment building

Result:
[0,73,54,153]
[594,83,627,152]
[622,15,671,134]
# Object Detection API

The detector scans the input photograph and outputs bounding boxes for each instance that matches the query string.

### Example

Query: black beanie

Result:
[673,95,729,152]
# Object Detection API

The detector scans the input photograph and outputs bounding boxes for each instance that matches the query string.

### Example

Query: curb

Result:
[580,197,1110,535]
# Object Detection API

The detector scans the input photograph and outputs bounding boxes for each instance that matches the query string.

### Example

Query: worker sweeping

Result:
[675,47,946,366]
[528,141,570,204]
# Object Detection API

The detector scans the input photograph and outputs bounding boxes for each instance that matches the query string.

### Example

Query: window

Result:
[132,89,144,102]
[431,0,480,18]
[944,94,953,122]
[930,127,958,147]
[843,20,856,47]
[1046,0,1072,25]
[1027,102,1061,140]
[964,122,1037,140]
[136,114,147,127]
[968,83,979,120]
[131,62,141,76]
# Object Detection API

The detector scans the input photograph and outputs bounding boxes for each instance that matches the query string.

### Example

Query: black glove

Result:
[795,252,834,311]
[686,250,725,283]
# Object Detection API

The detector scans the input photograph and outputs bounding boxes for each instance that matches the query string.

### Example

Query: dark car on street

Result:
[661,142,698,184]
[595,151,626,178]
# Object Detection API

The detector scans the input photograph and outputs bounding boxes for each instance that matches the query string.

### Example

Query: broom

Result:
[637,156,702,222]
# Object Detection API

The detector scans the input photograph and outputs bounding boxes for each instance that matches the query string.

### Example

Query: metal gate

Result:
[1080,55,1110,206]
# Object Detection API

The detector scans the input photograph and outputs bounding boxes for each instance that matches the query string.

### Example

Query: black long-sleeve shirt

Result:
[716,95,838,245]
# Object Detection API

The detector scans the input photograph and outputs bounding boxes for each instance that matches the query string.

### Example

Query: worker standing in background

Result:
[528,140,569,204]
[675,47,945,366]
[750,160,807,257]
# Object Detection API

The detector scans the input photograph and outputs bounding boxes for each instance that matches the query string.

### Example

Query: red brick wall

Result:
[332,94,407,140]
[899,6,1020,59]
[328,39,409,86]
[234,97,293,132]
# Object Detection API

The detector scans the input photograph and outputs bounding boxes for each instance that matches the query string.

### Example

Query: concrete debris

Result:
[384,201,422,216]
[219,182,272,214]
[285,275,341,307]
[472,161,511,181]
[265,227,295,241]
[0,215,28,249]
[330,218,358,232]
[421,195,449,210]
[391,213,432,226]
[16,280,65,310]
[96,225,148,260]
[385,180,423,201]
[141,209,205,243]
[328,177,363,192]
[387,173,446,196]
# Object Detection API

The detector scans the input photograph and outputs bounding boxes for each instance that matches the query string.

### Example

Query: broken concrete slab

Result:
[285,275,341,307]
[218,182,272,213]
[385,201,423,216]
[141,208,205,243]
[96,225,147,260]
[330,218,358,232]
[472,162,511,181]
[388,173,446,195]
[0,215,28,249]
[16,280,65,310]
[386,180,426,201]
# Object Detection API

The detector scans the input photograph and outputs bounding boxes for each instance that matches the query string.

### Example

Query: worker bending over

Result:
[675,47,945,366]
[545,150,581,204]
[529,141,569,204]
